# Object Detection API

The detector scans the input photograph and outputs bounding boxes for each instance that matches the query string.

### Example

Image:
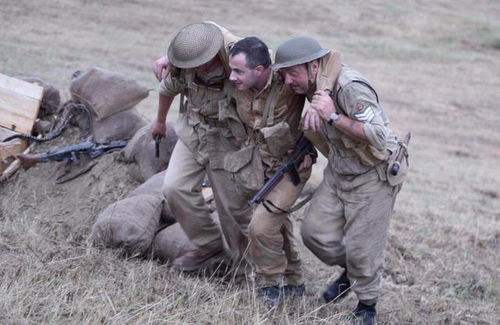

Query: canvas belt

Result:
[200,115,227,128]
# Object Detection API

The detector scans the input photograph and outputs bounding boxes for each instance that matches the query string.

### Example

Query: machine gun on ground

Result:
[15,140,128,183]
[16,140,128,169]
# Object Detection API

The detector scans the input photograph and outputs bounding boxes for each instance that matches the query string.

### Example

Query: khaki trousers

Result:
[301,163,399,302]
[249,171,310,286]
[162,140,252,264]
[162,140,305,285]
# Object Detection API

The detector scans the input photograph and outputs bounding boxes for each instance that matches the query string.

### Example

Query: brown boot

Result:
[173,246,223,272]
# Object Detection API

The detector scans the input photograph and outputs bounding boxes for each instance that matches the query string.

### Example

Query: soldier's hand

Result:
[310,90,336,122]
[298,154,314,172]
[151,120,167,138]
[303,109,322,132]
[153,56,172,81]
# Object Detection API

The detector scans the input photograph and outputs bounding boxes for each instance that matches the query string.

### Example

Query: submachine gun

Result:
[248,136,316,206]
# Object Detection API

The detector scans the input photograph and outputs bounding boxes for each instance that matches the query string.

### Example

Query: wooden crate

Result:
[0,72,43,134]
[0,127,28,173]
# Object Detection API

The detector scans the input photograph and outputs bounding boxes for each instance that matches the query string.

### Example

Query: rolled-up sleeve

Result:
[158,74,181,98]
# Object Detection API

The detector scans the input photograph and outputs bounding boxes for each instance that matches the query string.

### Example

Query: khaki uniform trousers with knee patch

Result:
[301,163,399,302]
[162,140,253,265]
[249,170,310,286]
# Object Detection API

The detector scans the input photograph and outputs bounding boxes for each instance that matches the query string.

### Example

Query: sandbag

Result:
[127,170,175,225]
[15,75,61,119]
[70,67,149,121]
[119,122,178,183]
[152,223,197,262]
[93,107,146,143]
[90,194,163,256]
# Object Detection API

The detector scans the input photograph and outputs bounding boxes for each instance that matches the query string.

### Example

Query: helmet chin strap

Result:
[306,62,316,92]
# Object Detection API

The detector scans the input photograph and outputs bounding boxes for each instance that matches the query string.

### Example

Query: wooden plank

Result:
[0,127,18,139]
[0,139,27,161]
[0,73,42,134]
[0,72,43,100]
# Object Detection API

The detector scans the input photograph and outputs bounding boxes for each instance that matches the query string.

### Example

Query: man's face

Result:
[193,56,221,74]
[279,64,310,94]
[229,53,260,91]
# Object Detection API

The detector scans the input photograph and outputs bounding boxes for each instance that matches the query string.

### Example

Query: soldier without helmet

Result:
[224,36,317,305]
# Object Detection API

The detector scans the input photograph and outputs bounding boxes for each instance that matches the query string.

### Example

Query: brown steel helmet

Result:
[272,36,330,70]
[167,23,224,69]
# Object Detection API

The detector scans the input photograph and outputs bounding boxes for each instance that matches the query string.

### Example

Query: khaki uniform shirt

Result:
[314,54,397,175]
[157,23,240,167]
[226,73,306,172]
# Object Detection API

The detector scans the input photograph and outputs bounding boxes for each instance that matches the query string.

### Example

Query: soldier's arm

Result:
[339,83,391,150]
[329,112,370,144]
[310,90,370,144]
[312,84,390,150]
[152,75,180,138]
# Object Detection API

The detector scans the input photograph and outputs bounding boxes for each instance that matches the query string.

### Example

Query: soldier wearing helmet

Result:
[273,36,404,324]
[153,22,253,275]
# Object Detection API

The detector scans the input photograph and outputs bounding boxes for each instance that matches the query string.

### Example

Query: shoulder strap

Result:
[260,83,280,128]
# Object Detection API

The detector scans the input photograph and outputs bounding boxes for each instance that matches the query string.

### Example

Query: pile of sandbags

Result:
[119,122,178,183]
[90,194,163,256]
[152,223,197,262]
[90,170,199,261]
[68,67,148,142]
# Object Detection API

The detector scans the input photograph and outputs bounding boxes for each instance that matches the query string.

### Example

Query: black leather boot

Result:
[257,285,282,306]
[322,269,351,303]
[353,301,377,325]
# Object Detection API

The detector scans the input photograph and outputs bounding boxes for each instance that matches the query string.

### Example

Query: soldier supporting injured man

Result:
[152,22,253,275]
[273,35,406,325]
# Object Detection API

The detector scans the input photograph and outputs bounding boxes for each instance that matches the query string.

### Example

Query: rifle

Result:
[16,140,128,169]
[248,137,315,206]
[390,132,411,176]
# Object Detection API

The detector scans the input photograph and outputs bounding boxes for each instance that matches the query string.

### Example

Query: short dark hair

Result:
[229,37,271,69]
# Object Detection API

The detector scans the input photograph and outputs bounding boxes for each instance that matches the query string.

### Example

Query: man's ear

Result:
[310,60,319,75]
[254,65,265,75]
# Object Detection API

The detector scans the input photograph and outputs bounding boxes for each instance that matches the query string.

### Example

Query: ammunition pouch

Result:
[218,98,247,141]
[260,121,296,158]
[223,145,264,198]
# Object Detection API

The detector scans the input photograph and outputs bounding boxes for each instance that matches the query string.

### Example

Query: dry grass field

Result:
[1,0,499,324]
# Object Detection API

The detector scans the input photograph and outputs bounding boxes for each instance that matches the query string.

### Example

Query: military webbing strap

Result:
[244,80,280,144]
[178,69,188,114]
[259,81,280,128]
